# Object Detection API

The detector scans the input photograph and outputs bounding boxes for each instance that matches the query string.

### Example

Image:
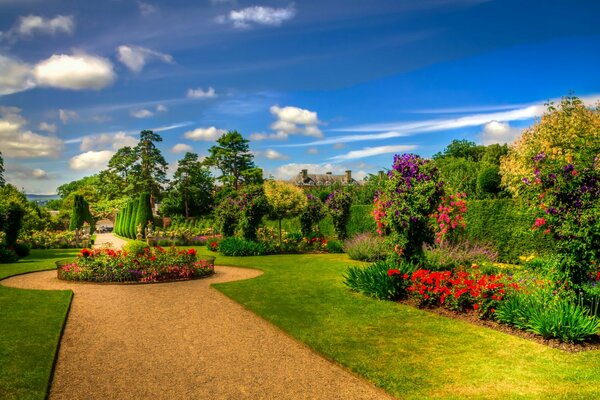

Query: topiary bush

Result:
[124,240,150,256]
[477,164,502,196]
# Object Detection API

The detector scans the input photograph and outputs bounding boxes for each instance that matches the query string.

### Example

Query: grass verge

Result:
[197,248,600,399]
[0,249,78,400]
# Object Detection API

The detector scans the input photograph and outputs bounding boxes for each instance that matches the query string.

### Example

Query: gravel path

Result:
[93,232,128,250]
[2,267,392,399]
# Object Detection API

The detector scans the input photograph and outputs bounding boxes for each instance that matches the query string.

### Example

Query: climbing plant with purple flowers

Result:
[374,153,443,261]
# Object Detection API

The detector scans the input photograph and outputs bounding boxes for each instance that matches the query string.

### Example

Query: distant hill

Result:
[26,194,60,204]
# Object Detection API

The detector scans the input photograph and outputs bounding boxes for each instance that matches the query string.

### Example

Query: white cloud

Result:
[130,108,154,118]
[270,105,323,139]
[137,1,158,15]
[156,104,167,112]
[59,109,78,124]
[0,55,34,95]
[69,150,114,171]
[15,15,74,37]
[272,163,367,181]
[219,5,296,29]
[33,53,115,90]
[171,143,193,153]
[306,148,319,155]
[255,149,288,160]
[479,121,522,145]
[329,145,418,162]
[333,142,345,149]
[0,106,63,158]
[183,126,224,141]
[38,122,56,133]
[5,165,51,181]
[187,86,216,99]
[116,45,174,73]
[80,131,138,151]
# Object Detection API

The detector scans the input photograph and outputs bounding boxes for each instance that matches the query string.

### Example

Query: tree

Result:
[0,150,4,187]
[299,194,325,237]
[237,185,269,241]
[135,193,153,238]
[433,139,484,162]
[264,181,307,245]
[204,131,255,190]
[500,96,600,284]
[69,195,94,233]
[325,190,353,240]
[169,152,214,217]
[134,130,168,207]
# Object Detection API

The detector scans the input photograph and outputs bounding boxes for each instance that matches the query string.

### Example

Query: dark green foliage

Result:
[163,152,214,217]
[68,195,85,231]
[238,185,269,241]
[462,199,554,262]
[215,197,239,237]
[204,130,255,190]
[433,139,484,162]
[13,242,31,258]
[344,259,418,300]
[326,240,344,253]
[0,243,18,263]
[129,200,139,239]
[135,193,153,238]
[218,237,272,256]
[299,194,325,236]
[5,203,24,246]
[325,190,353,240]
[477,164,502,195]
[0,150,4,187]
[436,157,479,195]
[134,130,169,206]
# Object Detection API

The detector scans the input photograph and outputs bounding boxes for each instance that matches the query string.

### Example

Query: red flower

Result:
[473,304,479,310]
[187,248,197,256]
[387,269,401,276]
[80,248,92,257]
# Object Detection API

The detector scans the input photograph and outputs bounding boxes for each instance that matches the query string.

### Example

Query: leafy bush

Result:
[423,241,498,271]
[344,259,418,300]
[207,238,220,252]
[218,237,272,256]
[343,232,387,262]
[13,242,30,258]
[0,243,18,263]
[326,240,343,253]
[477,164,502,195]
[325,190,353,240]
[124,240,150,255]
[237,185,269,241]
[299,194,325,236]
[157,239,172,247]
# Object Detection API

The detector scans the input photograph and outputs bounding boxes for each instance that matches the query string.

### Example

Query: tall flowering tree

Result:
[374,154,443,261]
[501,96,600,284]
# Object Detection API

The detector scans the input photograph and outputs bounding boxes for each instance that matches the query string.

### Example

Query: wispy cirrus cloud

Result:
[217,5,296,29]
[329,145,418,162]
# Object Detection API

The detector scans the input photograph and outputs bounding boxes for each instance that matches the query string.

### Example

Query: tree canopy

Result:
[204,130,255,190]
[0,151,5,188]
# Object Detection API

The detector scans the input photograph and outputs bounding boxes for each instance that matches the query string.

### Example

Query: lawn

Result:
[195,247,600,399]
[0,249,78,400]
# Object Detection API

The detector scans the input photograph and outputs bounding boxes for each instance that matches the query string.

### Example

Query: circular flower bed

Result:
[57,247,215,283]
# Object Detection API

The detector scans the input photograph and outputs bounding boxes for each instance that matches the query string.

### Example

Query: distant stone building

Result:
[289,169,359,187]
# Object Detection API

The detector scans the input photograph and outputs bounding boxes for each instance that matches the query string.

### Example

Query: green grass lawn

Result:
[0,249,78,400]
[195,248,600,399]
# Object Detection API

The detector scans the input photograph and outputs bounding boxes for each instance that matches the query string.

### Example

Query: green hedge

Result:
[462,199,555,263]
[266,205,376,238]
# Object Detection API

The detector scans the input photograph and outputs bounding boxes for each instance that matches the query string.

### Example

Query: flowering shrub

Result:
[237,185,270,241]
[20,230,82,249]
[431,192,467,244]
[58,247,214,282]
[325,190,353,240]
[344,259,418,300]
[374,154,443,261]
[215,197,240,237]
[299,194,325,237]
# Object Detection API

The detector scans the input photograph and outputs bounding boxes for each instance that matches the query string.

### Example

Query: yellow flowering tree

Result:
[264,180,307,245]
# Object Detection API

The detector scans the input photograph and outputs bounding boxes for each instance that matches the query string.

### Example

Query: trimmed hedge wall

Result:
[462,199,555,263]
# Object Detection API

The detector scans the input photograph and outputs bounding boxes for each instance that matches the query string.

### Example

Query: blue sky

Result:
[1,0,599,193]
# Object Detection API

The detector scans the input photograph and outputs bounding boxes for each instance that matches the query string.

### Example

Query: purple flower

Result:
[522,177,530,185]
[533,152,546,162]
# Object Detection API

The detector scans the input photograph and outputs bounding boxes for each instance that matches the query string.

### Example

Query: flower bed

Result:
[57,247,215,283]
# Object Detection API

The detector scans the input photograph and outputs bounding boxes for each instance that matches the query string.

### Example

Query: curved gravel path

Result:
[93,232,128,250]
[2,267,392,399]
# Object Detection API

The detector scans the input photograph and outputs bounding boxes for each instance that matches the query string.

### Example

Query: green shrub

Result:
[462,199,555,263]
[477,164,502,195]
[344,259,418,300]
[423,241,498,271]
[218,237,272,256]
[124,240,150,255]
[135,192,153,238]
[157,239,172,247]
[325,190,353,240]
[496,288,600,343]
[343,232,387,262]
[326,240,343,253]
[0,243,18,263]
[299,194,325,236]
[13,242,31,258]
